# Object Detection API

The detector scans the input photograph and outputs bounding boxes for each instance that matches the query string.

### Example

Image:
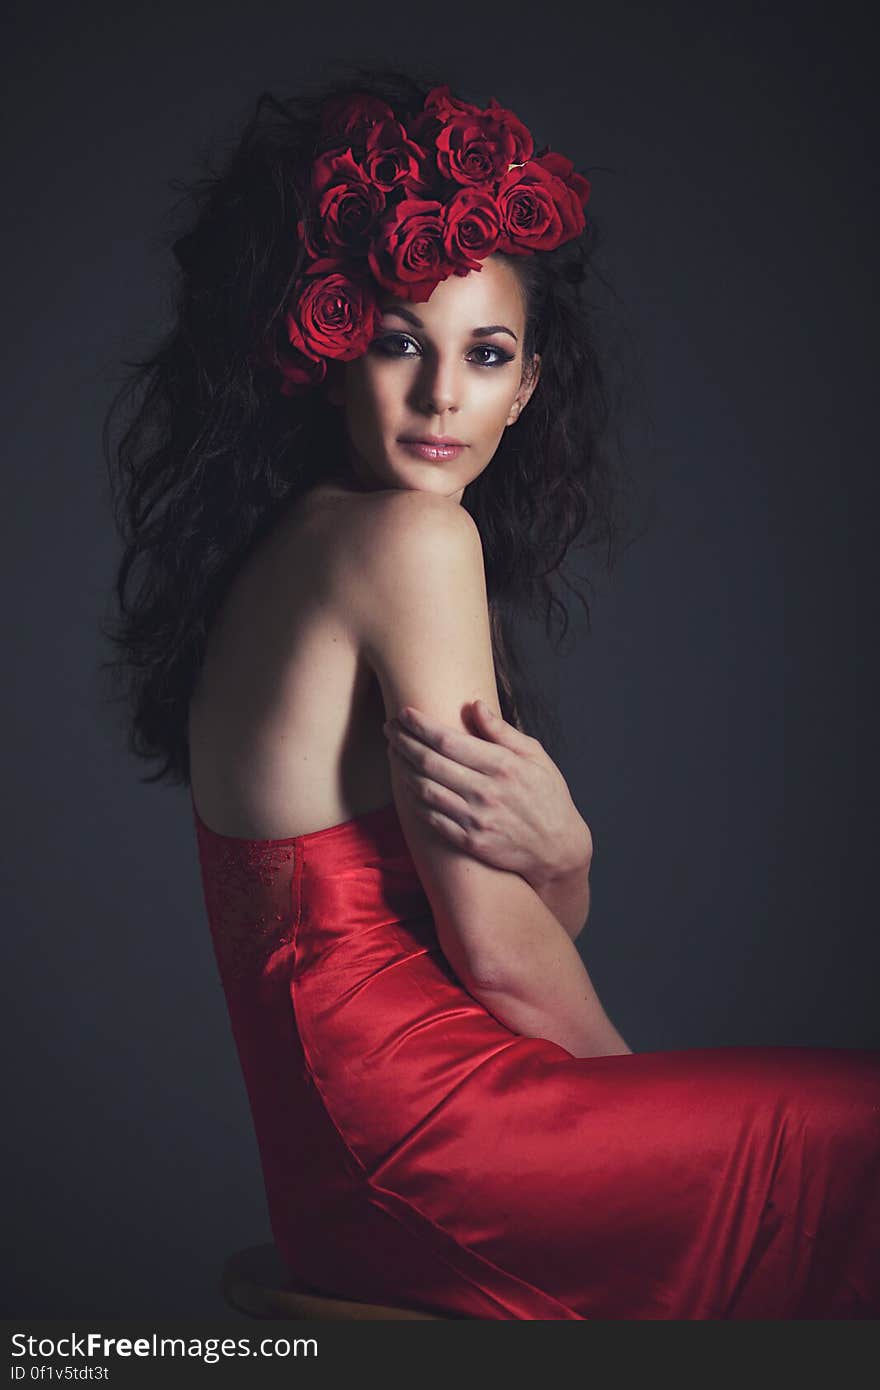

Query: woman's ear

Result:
[506,353,541,426]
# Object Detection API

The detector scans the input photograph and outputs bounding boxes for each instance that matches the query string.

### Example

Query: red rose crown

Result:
[273,85,591,395]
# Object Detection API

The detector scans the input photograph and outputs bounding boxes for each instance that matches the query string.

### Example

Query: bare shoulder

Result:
[275,484,474,585]
[348,487,479,538]
[340,488,483,578]
[329,489,487,651]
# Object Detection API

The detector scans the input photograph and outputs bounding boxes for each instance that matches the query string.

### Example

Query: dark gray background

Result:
[3,0,877,1319]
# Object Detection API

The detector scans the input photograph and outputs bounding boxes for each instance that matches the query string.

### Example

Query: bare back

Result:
[187,483,392,839]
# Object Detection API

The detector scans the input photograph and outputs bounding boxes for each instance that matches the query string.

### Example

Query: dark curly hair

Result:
[100,62,650,788]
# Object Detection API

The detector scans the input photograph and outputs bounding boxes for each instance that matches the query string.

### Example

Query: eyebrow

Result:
[381,305,518,343]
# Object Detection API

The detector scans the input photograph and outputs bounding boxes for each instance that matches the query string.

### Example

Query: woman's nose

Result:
[414,354,461,415]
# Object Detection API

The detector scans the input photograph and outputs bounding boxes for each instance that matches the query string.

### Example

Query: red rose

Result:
[285,260,379,361]
[483,96,534,165]
[396,148,442,200]
[435,110,517,187]
[298,148,386,257]
[494,158,587,253]
[364,118,429,194]
[425,85,534,187]
[423,86,533,170]
[367,198,452,301]
[442,188,501,271]
[533,150,591,213]
[318,91,395,146]
[403,105,443,153]
[405,87,485,175]
[310,146,366,198]
[422,83,484,122]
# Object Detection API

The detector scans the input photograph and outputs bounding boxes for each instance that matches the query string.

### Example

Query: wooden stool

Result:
[221,1244,452,1321]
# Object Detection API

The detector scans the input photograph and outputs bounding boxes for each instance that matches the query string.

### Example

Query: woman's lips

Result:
[398,440,466,461]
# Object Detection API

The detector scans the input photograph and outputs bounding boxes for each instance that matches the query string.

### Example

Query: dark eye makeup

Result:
[370,333,515,368]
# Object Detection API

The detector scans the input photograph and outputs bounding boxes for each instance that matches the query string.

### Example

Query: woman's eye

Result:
[469,344,514,367]
[371,335,513,367]
[372,334,417,356]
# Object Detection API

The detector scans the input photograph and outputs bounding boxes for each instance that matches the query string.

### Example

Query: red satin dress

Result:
[192,794,880,1319]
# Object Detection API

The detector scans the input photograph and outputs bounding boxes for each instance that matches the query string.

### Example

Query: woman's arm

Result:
[383,702,594,943]
[532,864,591,946]
[337,490,630,1058]
[463,881,630,1057]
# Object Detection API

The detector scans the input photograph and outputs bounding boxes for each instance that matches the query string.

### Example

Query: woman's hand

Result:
[383,700,593,888]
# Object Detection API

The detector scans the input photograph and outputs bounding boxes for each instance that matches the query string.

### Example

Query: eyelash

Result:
[371,333,515,368]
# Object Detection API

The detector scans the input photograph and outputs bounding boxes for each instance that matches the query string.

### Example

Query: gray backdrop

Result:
[3,0,877,1318]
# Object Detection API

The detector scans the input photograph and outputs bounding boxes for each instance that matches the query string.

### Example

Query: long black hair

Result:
[100,62,649,787]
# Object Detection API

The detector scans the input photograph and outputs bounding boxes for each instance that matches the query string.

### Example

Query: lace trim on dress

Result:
[193,824,300,984]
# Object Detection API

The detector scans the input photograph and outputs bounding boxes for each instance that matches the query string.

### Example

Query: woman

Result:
[103,66,880,1319]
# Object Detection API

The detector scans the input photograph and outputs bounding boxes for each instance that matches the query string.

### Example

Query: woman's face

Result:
[324,254,540,503]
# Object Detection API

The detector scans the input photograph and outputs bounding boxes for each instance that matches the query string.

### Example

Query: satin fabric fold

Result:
[192,794,880,1319]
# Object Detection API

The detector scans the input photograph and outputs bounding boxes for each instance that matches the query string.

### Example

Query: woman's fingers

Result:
[387,739,478,829]
[388,706,504,775]
[385,720,484,804]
